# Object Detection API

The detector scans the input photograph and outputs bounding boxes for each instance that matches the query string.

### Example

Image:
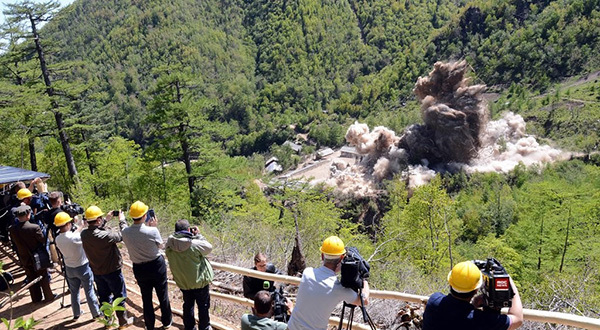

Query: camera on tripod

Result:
[272,286,288,323]
[473,258,515,311]
[60,203,84,218]
[340,246,370,292]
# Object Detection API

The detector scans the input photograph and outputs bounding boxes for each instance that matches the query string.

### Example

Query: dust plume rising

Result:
[400,60,487,164]
[335,61,570,195]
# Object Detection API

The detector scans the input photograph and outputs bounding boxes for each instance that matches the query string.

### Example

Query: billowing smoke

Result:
[401,60,487,164]
[334,61,570,195]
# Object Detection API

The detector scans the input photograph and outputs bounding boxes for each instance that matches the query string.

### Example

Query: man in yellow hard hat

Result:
[287,236,370,330]
[80,205,133,329]
[422,260,523,330]
[121,201,172,330]
[54,211,101,320]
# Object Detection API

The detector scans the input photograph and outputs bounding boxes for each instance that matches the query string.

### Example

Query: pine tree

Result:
[3,0,78,179]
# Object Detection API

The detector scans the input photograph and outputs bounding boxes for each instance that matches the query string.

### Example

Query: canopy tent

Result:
[0,166,50,186]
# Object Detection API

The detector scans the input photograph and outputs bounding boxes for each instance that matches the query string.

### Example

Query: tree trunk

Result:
[537,216,544,270]
[29,13,77,179]
[28,137,37,171]
[180,127,194,197]
[559,208,571,273]
[80,131,99,196]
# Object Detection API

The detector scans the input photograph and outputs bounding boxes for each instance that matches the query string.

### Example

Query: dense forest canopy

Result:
[1,0,599,326]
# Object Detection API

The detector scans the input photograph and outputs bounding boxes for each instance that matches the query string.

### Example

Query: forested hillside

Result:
[1,0,599,326]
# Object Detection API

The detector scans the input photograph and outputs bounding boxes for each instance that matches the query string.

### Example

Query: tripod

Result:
[337,288,376,330]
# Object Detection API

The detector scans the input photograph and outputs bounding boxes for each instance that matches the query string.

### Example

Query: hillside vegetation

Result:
[1,0,599,326]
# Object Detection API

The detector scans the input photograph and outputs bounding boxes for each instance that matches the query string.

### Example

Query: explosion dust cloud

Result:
[331,61,570,197]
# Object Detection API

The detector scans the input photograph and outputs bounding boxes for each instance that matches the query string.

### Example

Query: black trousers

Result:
[181,285,211,330]
[132,255,172,330]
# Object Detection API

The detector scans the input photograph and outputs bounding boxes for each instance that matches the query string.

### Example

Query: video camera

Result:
[272,286,288,323]
[340,246,370,292]
[61,203,84,218]
[473,258,515,311]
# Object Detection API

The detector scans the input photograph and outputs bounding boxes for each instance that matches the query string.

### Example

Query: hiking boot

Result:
[118,316,134,329]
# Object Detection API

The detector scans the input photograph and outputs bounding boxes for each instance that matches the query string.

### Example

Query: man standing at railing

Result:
[81,205,133,329]
[422,261,523,330]
[122,201,173,330]
[287,236,370,330]
[243,252,282,300]
[166,219,214,330]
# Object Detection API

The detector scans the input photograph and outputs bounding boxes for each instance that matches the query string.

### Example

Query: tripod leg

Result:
[337,303,346,330]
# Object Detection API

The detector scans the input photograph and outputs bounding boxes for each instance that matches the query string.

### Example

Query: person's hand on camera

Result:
[285,298,294,313]
[147,215,158,227]
[106,210,114,221]
[472,294,485,308]
[190,226,199,235]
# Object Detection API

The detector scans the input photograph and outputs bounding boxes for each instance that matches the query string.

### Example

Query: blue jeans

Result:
[181,285,210,330]
[132,255,172,330]
[65,262,100,318]
[94,269,128,324]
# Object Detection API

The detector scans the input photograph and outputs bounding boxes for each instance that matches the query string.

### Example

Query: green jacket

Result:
[165,231,214,290]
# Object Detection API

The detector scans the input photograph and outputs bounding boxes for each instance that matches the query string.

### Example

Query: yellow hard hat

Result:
[129,200,148,219]
[85,205,104,221]
[54,212,73,227]
[320,236,346,256]
[448,261,483,293]
[17,188,33,200]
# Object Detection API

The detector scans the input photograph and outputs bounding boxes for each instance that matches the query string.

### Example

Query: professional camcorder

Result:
[473,258,515,311]
[272,286,288,323]
[61,203,84,218]
[340,246,370,292]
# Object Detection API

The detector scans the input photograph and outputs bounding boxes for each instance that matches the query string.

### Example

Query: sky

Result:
[0,0,75,26]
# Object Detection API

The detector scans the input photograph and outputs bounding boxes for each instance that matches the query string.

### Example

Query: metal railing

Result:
[208,261,600,330]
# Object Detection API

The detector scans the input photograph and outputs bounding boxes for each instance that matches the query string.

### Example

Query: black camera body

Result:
[340,246,370,292]
[61,203,84,218]
[473,258,514,311]
[272,286,288,323]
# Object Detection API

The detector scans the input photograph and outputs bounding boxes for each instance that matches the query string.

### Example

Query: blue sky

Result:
[0,0,75,25]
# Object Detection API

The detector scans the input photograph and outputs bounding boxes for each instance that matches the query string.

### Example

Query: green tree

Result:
[3,0,80,180]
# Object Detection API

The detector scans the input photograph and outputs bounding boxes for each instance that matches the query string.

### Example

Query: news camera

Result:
[272,286,288,323]
[340,246,370,292]
[338,246,376,330]
[61,203,84,218]
[473,258,515,311]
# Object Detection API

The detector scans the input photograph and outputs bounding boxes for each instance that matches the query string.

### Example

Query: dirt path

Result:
[0,243,239,330]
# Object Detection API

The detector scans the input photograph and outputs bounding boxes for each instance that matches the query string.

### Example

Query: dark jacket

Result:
[81,220,125,275]
[242,263,280,299]
[9,220,46,269]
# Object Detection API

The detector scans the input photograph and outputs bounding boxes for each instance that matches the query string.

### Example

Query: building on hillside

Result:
[340,146,360,159]
[265,157,283,173]
[316,148,334,159]
[283,141,302,153]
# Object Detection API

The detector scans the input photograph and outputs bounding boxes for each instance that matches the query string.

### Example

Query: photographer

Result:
[80,205,133,328]
[288,236,370,330]
[53,211,101,320]
[422,261,523,330]
[122,201,172,330]
[243,253,283,300]
[242,290,293,330]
